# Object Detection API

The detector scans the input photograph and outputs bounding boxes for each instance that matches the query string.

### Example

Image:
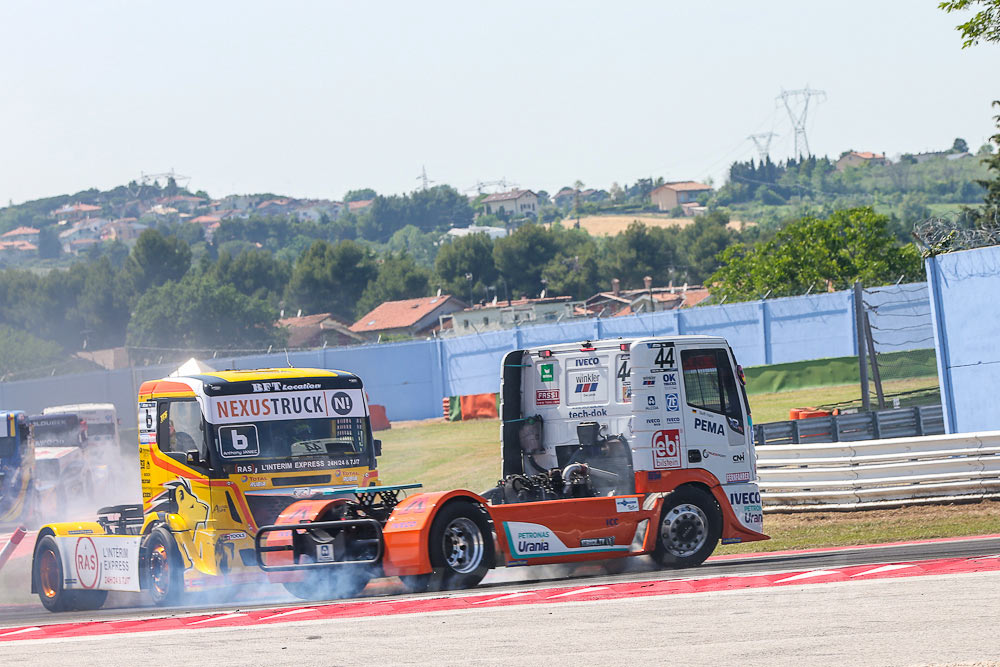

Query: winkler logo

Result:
[575,382,598,393]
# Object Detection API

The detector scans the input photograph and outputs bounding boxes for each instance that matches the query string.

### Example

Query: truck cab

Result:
[492,336,766,564]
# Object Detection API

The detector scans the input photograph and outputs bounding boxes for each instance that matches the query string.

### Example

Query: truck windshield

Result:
[211,416,370,464]
[87,423,116,437]
[31,419,82,448]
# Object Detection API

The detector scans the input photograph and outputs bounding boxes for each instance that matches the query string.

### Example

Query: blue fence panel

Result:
[766,291,854,364]
[679,302,764,366]
[864,283,934,352]
[926,248,1000,433]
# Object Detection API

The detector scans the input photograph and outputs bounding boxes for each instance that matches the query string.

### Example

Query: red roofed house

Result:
[50,202,102,222]
[650,182,713,212]
[158,194,206,213]
[347,199,374,214]
[481,189,538,218]
[1,226,40,244]
[586,278,711,317]
[835,151,888,171]
[350,295,466,340]
[278,312,365,348]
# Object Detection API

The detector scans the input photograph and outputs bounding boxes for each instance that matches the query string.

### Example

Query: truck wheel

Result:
[71,589,108,611]
[651,486,721,569]
[34,535,72,612]
[415,501,493,592]
[145,527,184,606]
[282,564,371,601]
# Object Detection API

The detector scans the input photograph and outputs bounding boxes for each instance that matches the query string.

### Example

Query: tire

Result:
[282,563,371,601]
[601,557,628,575]
[144,526,185,606]
[421,501,493,592]
[71,589,108,611]
[33,535,72,612]
[651,486,721,569]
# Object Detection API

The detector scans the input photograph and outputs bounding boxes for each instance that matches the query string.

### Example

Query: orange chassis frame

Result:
[264,470,768,579]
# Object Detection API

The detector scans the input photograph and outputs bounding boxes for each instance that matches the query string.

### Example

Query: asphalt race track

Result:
[2,534,1000,664]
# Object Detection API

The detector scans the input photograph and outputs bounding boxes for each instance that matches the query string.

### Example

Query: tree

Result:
[285,240,378,320]
[968,102,1000,228]
[940,0,1000,47]
[37,226,62,259]
[355,253,431,317]
[492,224,560,298]
[598,222,680,290]
[211,248,290,302]
[343,188,377,203]
[952,137,970,153]
[708,208,924,302]
[677,212,736,283]
[0,325,65,379]
[127,276,284,351]
[124,229,192,297]
[434,233,498,298]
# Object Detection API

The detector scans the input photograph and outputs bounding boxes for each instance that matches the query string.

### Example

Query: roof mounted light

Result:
[619,343,629,351]
[538,350,552,358]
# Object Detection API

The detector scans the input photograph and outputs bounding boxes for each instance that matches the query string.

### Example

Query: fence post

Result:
[925,255,956,434]
[758,300,772,365]
[853,281,871,412]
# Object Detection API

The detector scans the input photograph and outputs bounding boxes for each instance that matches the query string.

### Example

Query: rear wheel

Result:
[145,526,185,606]
[71,589,108,611]
[34,535,72,612]
[405,501,493,592]
[651,486,721,569]
[282,562,371,601]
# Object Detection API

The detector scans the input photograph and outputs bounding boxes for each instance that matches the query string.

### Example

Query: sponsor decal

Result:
[606,517,619,526]
[316,543,334,562]
[219,424,260,458]
[391,519,418,529]
[575,380,599,393]
[665,416,681,424]
[535,389,560,406]
[701,449,725,459]
[621,383,632,403]
[539,363,554,382]
[292,487,314,498]
[580,537,616,547]
[138,401,157,434]
[694,417,725,435]
[74,537,100,589]
[665,393,679,411]
[505,521,628,558]
[221,532,247,541]
[647,395,656,407]
[651,429,681,470]
[645,417,661,427]
[648,343,676,371]
[729,491,761,505]
[615,498,639,513]
[661,371,678,386]
[642,376,656,387]
[568,407,607,418]
[575,357,600,367]
[727,471,751,483]
[732,452,745,463]
[230,456,363,474]
[208,388,367,424]
[251,381,321,393]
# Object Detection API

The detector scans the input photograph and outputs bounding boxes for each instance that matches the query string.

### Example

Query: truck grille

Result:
[245,495,296,527]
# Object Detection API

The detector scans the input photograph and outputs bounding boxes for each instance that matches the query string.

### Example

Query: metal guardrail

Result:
[754,405,944,447]
[756,430,1000,511]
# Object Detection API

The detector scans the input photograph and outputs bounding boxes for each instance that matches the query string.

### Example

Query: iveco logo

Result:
[331,392,353,415]
[575,358,600,367]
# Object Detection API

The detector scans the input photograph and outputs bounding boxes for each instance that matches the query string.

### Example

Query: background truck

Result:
[0,411,34,526]
[30,339,766,612]
[43,403,120,487]
[28,413,91,521]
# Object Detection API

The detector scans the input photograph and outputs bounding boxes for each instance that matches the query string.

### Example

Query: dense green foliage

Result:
[940,0,1000,47]
[708,208,924,302]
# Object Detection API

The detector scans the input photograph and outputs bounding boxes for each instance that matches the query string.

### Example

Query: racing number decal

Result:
[617,359,630,381]
[652,429,681,469]
[654,347,674,369]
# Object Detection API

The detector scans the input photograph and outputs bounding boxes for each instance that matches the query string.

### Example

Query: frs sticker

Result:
[535,389,560,405]
[727,472,751,483]
[652,429,681,469]
[615,497,639,512]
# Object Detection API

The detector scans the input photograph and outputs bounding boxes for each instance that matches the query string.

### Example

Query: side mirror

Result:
[185,449,202,466]
[373,439,382,457]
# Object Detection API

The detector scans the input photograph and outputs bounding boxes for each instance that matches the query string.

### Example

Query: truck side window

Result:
[681,349,744,424]
[158,400,205,459]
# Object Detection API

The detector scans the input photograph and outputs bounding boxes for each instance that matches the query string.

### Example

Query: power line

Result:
[776,87,827,158]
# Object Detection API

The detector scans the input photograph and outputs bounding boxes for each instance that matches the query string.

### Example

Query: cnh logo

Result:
[332,391,353,415]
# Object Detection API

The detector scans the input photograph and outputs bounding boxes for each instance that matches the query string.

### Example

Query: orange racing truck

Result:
[30,340,766,612]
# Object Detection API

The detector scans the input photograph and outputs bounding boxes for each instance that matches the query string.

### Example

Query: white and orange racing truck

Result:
[30,336,765,612]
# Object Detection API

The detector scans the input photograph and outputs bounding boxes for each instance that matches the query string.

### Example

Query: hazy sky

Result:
[1,1,997,205]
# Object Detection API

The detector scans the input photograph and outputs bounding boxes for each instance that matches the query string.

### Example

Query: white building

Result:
[481,189,539,218]
[446,225,508,240]
[442,296,577,334]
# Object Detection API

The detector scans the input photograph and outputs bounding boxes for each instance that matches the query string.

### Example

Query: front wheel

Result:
[34,535,72,612]
[144,527,185,606]
[651,486,721,569]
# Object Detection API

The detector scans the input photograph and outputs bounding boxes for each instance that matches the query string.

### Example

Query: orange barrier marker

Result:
[0,526,26,574]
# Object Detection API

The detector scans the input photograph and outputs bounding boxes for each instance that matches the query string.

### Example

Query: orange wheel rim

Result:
[150,544,169,596]
[39,549,59,599]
